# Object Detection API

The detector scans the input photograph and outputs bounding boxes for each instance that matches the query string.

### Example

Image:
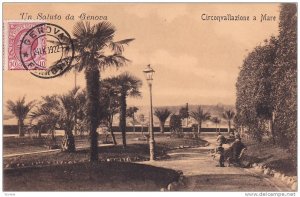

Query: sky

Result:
[3,3,280,109]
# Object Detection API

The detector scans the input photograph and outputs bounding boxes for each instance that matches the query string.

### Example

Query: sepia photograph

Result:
[2,2,297,193]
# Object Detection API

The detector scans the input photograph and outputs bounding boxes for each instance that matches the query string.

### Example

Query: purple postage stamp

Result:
[4,21,74,79]
[6,21,46,70]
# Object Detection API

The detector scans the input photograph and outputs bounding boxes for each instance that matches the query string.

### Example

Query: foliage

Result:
[236,37,277,142]
[55,21,134,161]
[272,4,297,162]
[126,106,139,133]
[113,72,142,147]
[30,88,86,152]
[169,114,182,136]
[126,106,139,119]
[211,117,221,125]
[179,103,189,119]
[190,106,211,134]
[222,110,236,134]
[99,77,121,144]
[235,4,297,164]
[211,117,221,132]
[6,96,35,137]
[154,108,171,133]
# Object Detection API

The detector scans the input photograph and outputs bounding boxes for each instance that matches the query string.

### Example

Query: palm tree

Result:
[52,21,134,161]
[100,78,119,145]
[211,117,221,133]
[126,106,139,133]
[154,108,171,133]
[222,110,235,133]
[30,88,85,152]
[190,106,211,134]
[30,95,59,140]
[6,96,35,137]
[115,72,142,147]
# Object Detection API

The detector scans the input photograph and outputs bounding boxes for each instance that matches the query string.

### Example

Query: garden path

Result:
[140,134,291,191]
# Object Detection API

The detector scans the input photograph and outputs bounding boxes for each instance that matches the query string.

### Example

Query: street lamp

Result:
[143,64,155,161]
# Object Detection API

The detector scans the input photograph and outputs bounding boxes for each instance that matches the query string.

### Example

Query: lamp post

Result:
[143,64,155,161]
[74,69,77,136]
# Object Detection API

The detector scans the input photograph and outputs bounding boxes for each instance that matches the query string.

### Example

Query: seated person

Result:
[216,132,226,145]
[227,135,246,166]
[213,142,225,167]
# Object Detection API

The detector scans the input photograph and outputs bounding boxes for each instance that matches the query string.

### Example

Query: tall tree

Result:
[235,4,296,164]
[236,37,277,142]
[6,96,35,137]
[272,4,297,161]
[54,21,134,161]
[154,108,171,133]
[115,72,142,147]
[126,106,139,133]
[190,106,211,134]
[222,110,235,134]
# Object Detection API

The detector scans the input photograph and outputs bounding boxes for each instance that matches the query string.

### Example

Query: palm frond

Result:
[93,22,116,50]
[99,54,130,70]
[222,110,235,120]
[109,38,135,54]
[6,96,35,121]
[190,106,211,122]
[154,108,171,122]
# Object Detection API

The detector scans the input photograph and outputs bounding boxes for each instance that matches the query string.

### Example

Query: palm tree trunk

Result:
[159,121,165,133]
[199,122,202,134]
[85,68,100,162]
[67,129,75,152]
[141,124,144,135]
[132,116,135,133]
[119,93,127,147]
[109,117,117,145]
[63,129,76,152]
[228,121,231,133]
[197,122,201,134]
[18,119,24,137]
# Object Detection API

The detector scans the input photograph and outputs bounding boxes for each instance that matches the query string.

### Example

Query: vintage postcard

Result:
[2,2,297,193]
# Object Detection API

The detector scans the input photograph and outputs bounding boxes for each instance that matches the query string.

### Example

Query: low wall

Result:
[3,125,229,134]
[110,126,228,133]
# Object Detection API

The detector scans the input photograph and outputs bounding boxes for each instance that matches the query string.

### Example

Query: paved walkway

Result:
[140,135,291,191]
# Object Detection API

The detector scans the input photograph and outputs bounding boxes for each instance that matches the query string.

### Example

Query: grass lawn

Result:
[3,133,206,155]
[243,138,297,176]
[4,133,207,168]
[3,133,205,191]
[4,162,179,191]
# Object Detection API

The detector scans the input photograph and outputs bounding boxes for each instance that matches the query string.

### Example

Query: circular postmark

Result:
[19,23,74,79]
